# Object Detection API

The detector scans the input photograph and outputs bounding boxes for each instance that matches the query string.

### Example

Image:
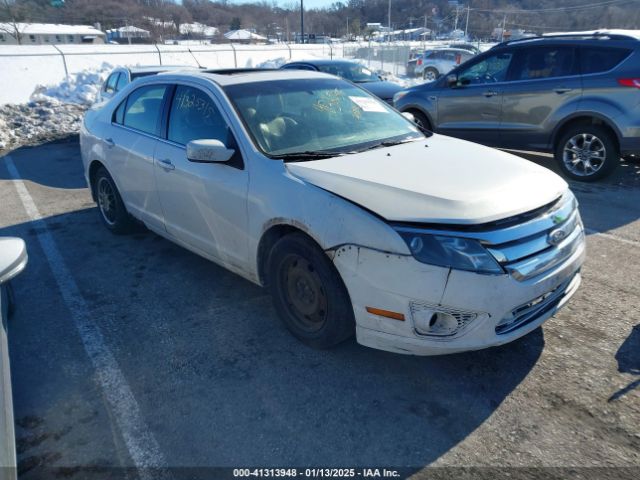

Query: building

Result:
[0,23,105,45]
[224,29,267,43]
[179,22,219,39]
[106,26,151,43]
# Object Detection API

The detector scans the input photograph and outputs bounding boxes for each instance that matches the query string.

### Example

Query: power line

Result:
[470,0,638,14]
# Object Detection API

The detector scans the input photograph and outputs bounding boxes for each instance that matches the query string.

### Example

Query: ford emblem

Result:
[548,228,568,246]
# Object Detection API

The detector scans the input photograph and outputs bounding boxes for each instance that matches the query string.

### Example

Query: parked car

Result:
[406,48,424,77]
[280,59,403,104]
[394,32,640,181]
[0,237,28,480]
[80,69,585,355]
[414,47,476,80]
[98,65,200,102]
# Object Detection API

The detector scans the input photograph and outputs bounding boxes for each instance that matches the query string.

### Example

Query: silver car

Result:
[415,48,476,81]
[99,65,199,102]
[0,237,27,480]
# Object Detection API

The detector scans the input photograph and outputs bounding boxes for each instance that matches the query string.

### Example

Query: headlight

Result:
[393,90,409,104]
[395,229,503,274]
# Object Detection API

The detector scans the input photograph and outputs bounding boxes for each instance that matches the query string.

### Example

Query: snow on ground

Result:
[0,63,112,151]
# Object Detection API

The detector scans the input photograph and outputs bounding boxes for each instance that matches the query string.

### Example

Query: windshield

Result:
[224,78,424,158]
[316,63,381,83]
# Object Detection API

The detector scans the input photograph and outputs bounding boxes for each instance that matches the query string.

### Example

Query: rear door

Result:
[436,50,513,145]
[500,45,582,150]
[108,83,168,230]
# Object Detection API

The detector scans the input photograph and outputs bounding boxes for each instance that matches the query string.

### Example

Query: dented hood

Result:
[285,134,567,224]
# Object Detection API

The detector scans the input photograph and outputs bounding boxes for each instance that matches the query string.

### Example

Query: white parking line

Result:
[585,228,639,246]
[4,156,167,476]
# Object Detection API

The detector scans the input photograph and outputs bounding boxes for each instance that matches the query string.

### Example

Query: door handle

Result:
[554,87,572,94]
[483,90,498,97]
[157,158,175,171]
[105,138,115,148]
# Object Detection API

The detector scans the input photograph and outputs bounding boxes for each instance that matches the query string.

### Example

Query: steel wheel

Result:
[423,68,438,81]
[97,176,117,226]
[562,133,607,177]
[280,253,328,333]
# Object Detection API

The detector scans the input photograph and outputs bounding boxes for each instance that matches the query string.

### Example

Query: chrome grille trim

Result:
[496,272,580,335]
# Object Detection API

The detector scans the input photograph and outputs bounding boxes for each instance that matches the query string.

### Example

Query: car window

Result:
[457,52,513,85]
[122,85,167,135]
[104,73,119,94]
[167,85,229,145]
[579,47,632,74]
[113,100,126,124]
[115,72,128,92]
[316,63,380,83]
[284,64,315,71]
[510,46,576,81]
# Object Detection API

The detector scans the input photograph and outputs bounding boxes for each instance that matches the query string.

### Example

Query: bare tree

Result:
[0,0,26,44]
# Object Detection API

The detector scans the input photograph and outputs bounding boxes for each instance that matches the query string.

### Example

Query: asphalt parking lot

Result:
[0,137,638,479]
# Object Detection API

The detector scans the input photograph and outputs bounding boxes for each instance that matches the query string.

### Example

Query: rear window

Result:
[580,47,632,74]
[122,85,167,135]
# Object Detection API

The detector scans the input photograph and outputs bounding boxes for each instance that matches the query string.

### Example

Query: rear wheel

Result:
[423,67,439,81]
[554,125,619,181]
[94,167,135,234]
[267,233,354,349]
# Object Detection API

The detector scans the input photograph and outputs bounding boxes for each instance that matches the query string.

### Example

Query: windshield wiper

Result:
[274,151,345,162]
[352,138,417,153]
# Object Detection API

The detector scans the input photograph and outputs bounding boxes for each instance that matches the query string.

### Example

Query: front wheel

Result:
[554,126,619,181]
[267,233,355,349]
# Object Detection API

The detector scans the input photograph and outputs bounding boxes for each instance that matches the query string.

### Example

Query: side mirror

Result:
[186,139,235,163]
[446,74,458,87]
[402,112,416,123]
[0,238,27,284]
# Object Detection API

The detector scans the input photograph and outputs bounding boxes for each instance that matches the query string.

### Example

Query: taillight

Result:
[618,78,640,88]
[417,58,422,66]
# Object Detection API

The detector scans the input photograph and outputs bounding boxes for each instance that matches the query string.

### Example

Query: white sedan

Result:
[80,69,585,355]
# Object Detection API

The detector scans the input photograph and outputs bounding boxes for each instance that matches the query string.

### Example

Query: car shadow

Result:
[0,135,86,190]
[608,324,640,402]
[2,205,545,473]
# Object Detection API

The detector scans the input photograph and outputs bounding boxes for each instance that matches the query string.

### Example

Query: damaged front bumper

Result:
[332,235,585,356]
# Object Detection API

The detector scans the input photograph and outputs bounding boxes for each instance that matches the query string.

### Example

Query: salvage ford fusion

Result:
[80,69,585,355]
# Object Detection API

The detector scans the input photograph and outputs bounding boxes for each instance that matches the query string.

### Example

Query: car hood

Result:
[285,135,567,224]
[356,81,404,100]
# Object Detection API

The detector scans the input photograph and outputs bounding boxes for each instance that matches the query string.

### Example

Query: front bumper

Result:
[333,234,585,356]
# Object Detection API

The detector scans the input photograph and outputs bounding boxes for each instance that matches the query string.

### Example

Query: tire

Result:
[409,110,431,131]
[93,166,135,234]
[554,125,619,182]
[266,233,355,349]
[423,67,439,81]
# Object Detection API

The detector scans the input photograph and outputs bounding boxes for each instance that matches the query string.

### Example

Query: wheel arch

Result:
[552,114,622,154]
[256,221,327,287]
[88,159,107,201]
[401,104,435,131]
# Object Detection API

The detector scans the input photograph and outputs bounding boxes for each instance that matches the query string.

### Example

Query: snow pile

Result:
[0,100,86,150]
[30,62,113,106]
[255,57,288,69]
[0,63,113,150]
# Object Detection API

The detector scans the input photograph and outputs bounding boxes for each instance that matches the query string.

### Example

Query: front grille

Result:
[496,273,578,335]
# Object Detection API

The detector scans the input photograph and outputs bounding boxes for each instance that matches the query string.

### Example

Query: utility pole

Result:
[501,13,506,42]
[388,0,391,43]
[454,6,459,31]
[465,5,470,38]
[300,0,304,44]
[346,16,349,40]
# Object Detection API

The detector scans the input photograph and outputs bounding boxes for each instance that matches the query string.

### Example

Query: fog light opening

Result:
[410,301,479,338]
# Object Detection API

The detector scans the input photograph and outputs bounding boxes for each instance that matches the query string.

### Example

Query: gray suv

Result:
[394,33,640,181]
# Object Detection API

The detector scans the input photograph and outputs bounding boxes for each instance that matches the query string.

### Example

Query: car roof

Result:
[151,69,339,87]
[285,59,363,67]
[128,65,198,74]
[493,31,640,49]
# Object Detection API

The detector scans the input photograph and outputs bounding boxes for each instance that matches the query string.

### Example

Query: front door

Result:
[436,50,514,146]
[153,84,250,272]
